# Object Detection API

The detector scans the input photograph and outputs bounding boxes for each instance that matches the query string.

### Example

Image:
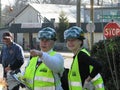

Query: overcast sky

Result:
[1,0,118,8]
[1,0,14,7]
[1,0,15,10]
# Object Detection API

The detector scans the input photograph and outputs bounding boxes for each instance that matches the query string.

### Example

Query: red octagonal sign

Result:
[103,22,120,39]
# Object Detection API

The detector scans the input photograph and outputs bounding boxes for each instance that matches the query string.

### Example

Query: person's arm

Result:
[0,47,4,64]
[0,55,1,64]
[79,51,102,88]
[41,52,64,73]
[87,57,102,79]
[79,52,102,79]
[0,51,2,64]
[30,49,64,73]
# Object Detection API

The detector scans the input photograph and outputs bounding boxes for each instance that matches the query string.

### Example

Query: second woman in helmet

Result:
[64,26,105,90]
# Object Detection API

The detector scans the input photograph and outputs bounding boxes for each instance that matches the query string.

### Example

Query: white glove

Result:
[83,81,95,90]
[7,71,20,90]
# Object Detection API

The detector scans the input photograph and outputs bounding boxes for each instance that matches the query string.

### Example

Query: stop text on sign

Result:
[104,28,120,36]
[103,22,120,39]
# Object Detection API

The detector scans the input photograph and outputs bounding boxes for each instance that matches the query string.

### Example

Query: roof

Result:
[29,3,77,23]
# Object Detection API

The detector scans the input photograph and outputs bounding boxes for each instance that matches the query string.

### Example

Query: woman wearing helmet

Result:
[64,26,105,90]
[22,27,64,90]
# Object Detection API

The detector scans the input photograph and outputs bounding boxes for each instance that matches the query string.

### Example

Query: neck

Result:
[73,46,83,55]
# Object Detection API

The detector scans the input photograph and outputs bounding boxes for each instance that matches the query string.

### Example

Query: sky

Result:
[1,0,15,9]
[1,0,118,6]
[1,0,119,9]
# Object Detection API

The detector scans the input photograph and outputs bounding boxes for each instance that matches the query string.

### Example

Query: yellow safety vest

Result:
[23,51,60,90]
[81,48,105,90]
[68,52,82,90]
[68,48,105,90]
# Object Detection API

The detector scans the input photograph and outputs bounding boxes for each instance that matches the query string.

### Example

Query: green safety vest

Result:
[68,48,105,90]
[68,51,82,90]
[81,48,105,90]
[23,51,60,90]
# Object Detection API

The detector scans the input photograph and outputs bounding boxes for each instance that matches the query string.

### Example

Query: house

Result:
[9,3,79,24]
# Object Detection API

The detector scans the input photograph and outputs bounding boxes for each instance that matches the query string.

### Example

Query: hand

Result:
[5,66,11,72]
[83,80,94,90]
[30,49,43,57]
[85,76,92,82]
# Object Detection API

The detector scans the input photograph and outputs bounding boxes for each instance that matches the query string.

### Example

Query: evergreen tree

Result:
[58,11,69,42]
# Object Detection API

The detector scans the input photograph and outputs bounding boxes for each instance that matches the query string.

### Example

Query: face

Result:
[39,39,55,52]
[66,38,82,53]
[2,37,13,46]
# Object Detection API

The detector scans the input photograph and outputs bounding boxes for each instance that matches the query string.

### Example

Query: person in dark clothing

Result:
[64,26,105,90]
[75,51,102,86]
[0,31,24,90]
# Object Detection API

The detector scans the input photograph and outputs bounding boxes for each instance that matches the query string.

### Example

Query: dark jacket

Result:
[75,49,102,85]
[0,42,24,77]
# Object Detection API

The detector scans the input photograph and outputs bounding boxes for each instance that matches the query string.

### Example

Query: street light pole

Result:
[90,0,94,49]
[76,0,81,27]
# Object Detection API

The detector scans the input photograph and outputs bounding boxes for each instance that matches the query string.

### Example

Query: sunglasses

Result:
[2,37,10,40]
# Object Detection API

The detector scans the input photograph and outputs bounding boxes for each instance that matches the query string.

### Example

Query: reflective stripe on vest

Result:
[34,86,55,90]
[69,81,82,87]
[95,83,104,89]
[34,76,54,83]
[92,74,101,81]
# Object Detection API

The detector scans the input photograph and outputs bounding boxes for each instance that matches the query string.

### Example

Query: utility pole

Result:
[0,0,1,27]
[76,0,81,27]
[90,0,94,22]
[90,0,94,49]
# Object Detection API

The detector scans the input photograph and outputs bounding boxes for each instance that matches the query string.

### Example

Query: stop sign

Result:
[103,22,120,39]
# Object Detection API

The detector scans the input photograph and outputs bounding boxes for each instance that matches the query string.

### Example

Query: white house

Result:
[10,3,79,24]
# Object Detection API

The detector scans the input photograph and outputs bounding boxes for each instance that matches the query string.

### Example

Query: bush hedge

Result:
[91,36,120,90]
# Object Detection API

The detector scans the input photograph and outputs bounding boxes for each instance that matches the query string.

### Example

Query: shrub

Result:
[91,36,120,90]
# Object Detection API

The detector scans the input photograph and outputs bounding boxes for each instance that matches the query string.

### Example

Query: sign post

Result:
[86,22,95,50]
[103,22,120,39]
